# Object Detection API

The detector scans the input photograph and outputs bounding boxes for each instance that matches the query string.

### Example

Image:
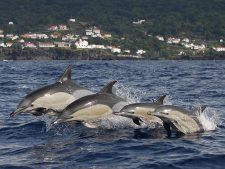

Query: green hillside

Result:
[1,0,225,39]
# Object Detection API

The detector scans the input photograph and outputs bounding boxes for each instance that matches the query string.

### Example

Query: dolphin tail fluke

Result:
[99,80,117,94]
[154,95,167,105]
[192,105,207,115]
[58,65,73,83]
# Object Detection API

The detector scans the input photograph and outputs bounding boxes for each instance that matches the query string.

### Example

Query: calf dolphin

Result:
[10,65,94,117]
[153,105,206,136]
[114,95,166,126]
[53,81,128,127]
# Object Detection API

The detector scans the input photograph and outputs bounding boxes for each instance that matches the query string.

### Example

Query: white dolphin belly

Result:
[68,104,112,122]
[32,92,75,110]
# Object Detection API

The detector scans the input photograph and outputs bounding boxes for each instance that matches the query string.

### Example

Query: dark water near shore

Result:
[0,60,225,169]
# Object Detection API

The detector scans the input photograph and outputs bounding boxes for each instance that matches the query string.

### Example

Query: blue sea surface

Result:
[0,60,225,169]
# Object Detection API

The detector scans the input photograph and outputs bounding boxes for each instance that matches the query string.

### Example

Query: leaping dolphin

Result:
[10,65,94,117]
[113,95,166,126]
[53,81,128,128]
[153,105,206,137]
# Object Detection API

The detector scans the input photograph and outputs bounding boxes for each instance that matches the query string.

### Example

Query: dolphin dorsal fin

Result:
[58,65,72,83]
[99,81,117,94]
[192,105,207,115]
[154,95,167,105]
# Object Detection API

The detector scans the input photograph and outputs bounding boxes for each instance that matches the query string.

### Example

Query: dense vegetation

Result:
[1,0,225,39]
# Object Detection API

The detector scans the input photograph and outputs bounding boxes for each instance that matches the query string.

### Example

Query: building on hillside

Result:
[62,34,76,41]
[48,25,58,31]
[182,38,190,43]
[18,39,25,43]
[104,33,112,38]
[156,35,164,41]
[50,32,61,39]
[107,46,121,53]
[0,34,4,38]
[93,26,101,34]
[69,19,76,22]
[59,25,69,30]
[0,42,5,47]
[6,43,13,47]
[0,29,3,34]
[36,34,48,39]
[213,46,225,52]
[167,37,181,44]
[24,42,37,48]
[136,49,146,55]
[75,39,88,48]
[124,49,131,54]
[54,42,71,48]
[8,21,14,25]
[38,42,55,48]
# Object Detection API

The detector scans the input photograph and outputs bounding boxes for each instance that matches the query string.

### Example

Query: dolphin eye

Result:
[128,111,135,114]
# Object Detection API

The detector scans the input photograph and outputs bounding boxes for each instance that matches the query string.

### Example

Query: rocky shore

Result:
[0,48,225,60]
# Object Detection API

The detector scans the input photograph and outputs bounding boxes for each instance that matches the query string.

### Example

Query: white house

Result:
[0,29,3,34]
[156,35,164,41]
[69,19,76,22]
[75,39,88,48]
[36,34,48,39]
[62,34,76,41]
[104,33,112,38]
[54,42,71,48]
[8,21,14,25]
[0,42,5,47]
[6,43,13,47]
[167,37,181,44]
[18,39,25,43]
[213,46,225,52]
[124,49,131,54]
[48,25,58,31]
[136,49,146,55]
[59,25,69,30]
[182,42,194,49]
[182,38,190,43]
[0,34,4,38]
[193,44,206,51]
[24,42,37,48]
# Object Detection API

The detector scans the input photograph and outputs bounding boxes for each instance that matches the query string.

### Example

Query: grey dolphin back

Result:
[99,81,117,94]
[58,65,73,83]
[154,95,167,105]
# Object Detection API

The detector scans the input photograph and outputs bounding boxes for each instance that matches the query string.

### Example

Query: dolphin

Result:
[53,81,128,127]
[153,105,206,137]
[10,65,94,117]
[113,95,166,126]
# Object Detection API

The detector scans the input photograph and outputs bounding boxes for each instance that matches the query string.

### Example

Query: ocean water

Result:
[0,60,225,169]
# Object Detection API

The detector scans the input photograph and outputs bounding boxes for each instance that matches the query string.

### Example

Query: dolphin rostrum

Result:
[10,65,94,117]
[153,105,206,137]
[113,95,166,126]
[53,81,128,127]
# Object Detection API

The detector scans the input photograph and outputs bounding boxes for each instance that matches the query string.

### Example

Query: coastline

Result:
[0,48,225,60]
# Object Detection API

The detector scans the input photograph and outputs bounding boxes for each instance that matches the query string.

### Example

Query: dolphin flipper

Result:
[163,122,172,137]
[58,65,73,83]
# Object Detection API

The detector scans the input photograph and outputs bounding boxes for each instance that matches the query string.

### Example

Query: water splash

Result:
[163,95,173,105]
[114,82,146,103]
[197,107,219,131]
